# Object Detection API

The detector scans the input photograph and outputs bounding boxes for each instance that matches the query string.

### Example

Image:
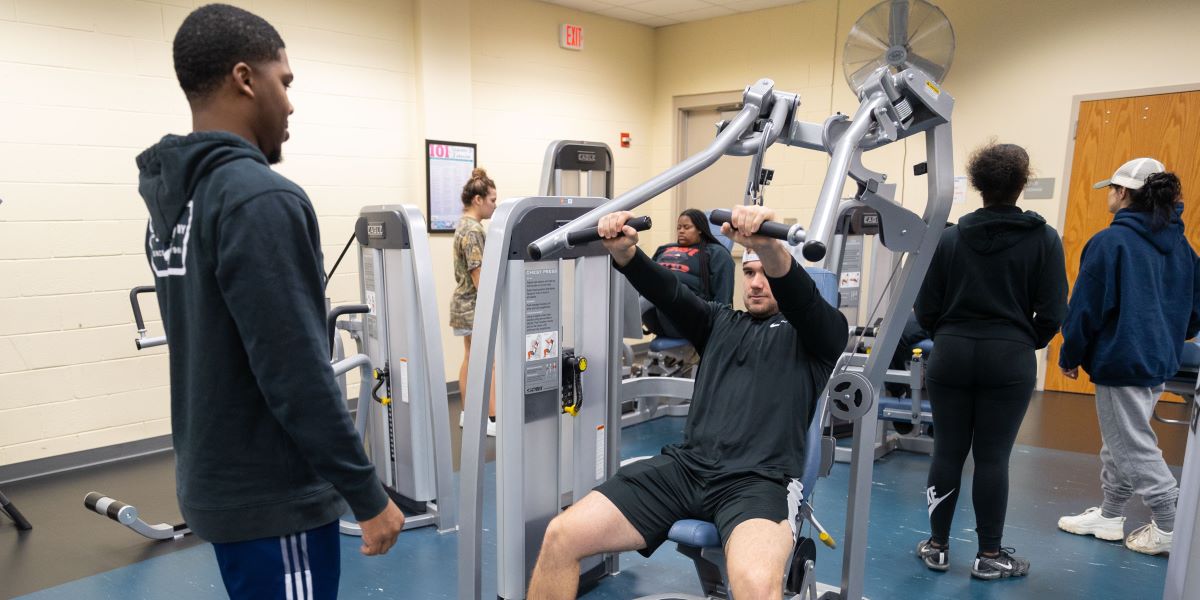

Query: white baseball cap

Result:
[742,249,760,264]
[1093,157,1165,190]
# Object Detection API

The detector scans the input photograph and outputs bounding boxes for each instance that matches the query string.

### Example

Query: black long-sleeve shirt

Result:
[616,248,848,479]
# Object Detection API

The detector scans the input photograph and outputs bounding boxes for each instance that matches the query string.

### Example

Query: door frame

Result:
[671,90,744,217]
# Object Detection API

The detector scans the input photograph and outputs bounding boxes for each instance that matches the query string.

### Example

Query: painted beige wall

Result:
[0,0,653,466]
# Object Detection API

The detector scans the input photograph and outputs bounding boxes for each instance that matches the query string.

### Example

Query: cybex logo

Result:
[577,151,596,163]
[367,222,385,238]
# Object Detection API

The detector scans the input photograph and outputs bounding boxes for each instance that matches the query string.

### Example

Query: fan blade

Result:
[906,52,947,82]
[907,15,951,49]
[889,0,909,48]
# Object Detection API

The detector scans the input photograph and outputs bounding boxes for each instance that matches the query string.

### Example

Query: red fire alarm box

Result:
[560,24,583,50]
[620,132,631,148]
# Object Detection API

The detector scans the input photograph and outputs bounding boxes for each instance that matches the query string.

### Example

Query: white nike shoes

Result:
[1125,522,1172,555]
[1058,507,1125,541]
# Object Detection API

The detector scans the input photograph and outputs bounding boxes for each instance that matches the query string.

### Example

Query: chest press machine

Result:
[459,1,957,597]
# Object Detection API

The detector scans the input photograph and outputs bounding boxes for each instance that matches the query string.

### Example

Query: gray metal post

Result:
[836,121,953,600]
[1164,393,1199,600]
[403,206,458,532]
[457,201,513,600]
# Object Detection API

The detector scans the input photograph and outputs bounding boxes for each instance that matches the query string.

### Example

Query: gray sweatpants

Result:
[1096,384,1179,531]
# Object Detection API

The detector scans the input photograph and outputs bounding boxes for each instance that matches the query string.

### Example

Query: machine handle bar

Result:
[327,304,371,356]
[84,491,190,540]
[553,216,652,255]
[0,490,31,530]
[129,286,155,332]
[708,209,806,246]
[525,96,766,261]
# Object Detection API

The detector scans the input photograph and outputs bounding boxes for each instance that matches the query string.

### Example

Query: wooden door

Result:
[1045,90,1200,395]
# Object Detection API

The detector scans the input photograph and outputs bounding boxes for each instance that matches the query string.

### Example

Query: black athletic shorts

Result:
[594,454,789,557]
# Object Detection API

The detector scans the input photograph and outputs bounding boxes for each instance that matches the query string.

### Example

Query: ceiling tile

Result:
[539,0,805,26]
[595,5,657,22]
[625,0,713,17]
[639,14,684,26]
[543,0,612,10]
[669,5,735,20]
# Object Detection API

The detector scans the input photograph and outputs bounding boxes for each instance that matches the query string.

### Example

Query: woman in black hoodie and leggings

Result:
[913,143,1068,580]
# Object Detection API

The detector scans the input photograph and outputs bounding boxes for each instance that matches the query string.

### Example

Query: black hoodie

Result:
[136,131,387,543]
[915,204,1068,349]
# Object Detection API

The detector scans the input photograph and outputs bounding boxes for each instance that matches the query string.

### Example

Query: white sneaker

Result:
[486,419,497,437]
[1125,522,1172,555]
[459,411,465,428]
[1058,507,1125,541]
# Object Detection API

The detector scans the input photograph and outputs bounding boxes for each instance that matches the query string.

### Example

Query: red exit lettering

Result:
[560,24,583,50]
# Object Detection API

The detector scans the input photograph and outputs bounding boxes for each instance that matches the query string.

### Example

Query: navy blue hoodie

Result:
[137,132,388,543]
[1059,205,1200,386]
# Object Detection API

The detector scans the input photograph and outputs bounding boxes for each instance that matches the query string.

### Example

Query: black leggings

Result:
[925,335,1036,553]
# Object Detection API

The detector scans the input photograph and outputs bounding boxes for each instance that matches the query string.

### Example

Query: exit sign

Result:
[560,23,583,50]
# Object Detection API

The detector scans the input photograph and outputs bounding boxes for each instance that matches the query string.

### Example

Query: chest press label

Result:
[524,263,561,394]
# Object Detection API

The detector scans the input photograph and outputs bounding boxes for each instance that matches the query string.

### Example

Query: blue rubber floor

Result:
[16,416,1175,599]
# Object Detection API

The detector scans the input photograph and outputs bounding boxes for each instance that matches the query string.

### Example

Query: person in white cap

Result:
[528,205,847,599]
[1057,158,1200,556]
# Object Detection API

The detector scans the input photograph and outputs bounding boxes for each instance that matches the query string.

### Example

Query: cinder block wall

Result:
[0,0,420,466]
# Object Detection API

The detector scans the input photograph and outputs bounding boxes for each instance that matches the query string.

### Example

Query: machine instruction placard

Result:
[839,236,863,308]
[524,263,560,394]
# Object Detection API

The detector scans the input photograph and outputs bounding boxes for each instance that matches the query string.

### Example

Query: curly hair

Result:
[1128,171,1182,232]
[461,168,496,206]
[172,4,286,102]
[967,143,1030,206]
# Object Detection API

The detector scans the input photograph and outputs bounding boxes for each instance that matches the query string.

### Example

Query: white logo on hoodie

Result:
[148,200,193,277]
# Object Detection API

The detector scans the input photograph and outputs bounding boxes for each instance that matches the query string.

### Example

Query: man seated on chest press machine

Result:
[528,205,849,600]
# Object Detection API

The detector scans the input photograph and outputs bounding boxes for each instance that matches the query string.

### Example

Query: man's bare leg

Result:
[528,491,646,600]
[724,518,793,599]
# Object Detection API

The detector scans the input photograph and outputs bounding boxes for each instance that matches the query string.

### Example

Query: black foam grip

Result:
[83,491,103,510]
[565,215,652,247]
[84,492,128,521]
[802,241,826,262]
[708,209,791,241]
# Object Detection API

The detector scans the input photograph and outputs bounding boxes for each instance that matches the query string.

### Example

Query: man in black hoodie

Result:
[912,143,1067,580]
[137,5,403,599]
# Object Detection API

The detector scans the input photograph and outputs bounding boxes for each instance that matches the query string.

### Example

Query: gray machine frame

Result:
[341,204,458,534]
[827,208,935,464]
[1162,362,1200,600]
[538,140,690,428]
[512,65,954,600]
[458,196,625,599]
